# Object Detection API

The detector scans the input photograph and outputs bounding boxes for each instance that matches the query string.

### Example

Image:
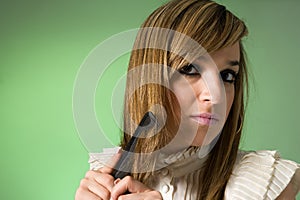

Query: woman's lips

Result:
[190,113,219,126]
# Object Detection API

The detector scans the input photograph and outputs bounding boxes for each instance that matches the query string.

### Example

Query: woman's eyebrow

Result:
[227,60,240,67]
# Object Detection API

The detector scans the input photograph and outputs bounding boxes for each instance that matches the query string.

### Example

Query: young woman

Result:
[76,0,300,199]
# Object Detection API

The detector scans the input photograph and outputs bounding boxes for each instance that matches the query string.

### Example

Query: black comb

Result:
[111,111,157,179]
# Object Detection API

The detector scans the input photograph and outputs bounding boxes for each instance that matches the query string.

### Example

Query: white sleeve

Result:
[225,150,300,200]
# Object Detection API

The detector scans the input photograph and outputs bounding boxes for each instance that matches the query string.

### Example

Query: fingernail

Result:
[117,148,122,153]
[114,178,120,185]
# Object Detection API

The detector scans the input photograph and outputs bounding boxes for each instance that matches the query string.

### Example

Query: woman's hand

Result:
[111,176,163,200]
[75,152,121,200]
[75,166,115,200]
[75,151,162,200]
[76,170,162,200]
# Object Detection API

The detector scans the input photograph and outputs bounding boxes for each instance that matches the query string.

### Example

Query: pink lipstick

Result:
[190,113,219,126]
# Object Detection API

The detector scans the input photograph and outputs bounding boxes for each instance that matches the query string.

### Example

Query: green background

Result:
[0,0,299,199]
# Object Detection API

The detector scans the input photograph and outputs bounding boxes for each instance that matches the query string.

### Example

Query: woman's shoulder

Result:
[225,150,300,199]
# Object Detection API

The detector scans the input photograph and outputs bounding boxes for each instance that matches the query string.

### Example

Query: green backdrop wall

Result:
[1,0,299,199]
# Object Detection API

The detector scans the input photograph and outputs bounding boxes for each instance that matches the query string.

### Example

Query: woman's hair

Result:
[121,0,248,199]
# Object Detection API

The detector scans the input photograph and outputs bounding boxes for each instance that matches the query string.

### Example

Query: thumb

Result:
[111,176,151,199]
[98,148,122,174]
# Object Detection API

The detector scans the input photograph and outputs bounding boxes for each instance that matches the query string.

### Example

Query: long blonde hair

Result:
[121,0,248,199]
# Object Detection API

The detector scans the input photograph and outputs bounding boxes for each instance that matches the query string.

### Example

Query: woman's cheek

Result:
[225,86,235,117]
[171,81,195,109]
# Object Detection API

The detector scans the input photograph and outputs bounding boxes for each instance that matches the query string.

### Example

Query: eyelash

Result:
[179,64,200,76]
[178,64,238,84]
[220,69,238,84]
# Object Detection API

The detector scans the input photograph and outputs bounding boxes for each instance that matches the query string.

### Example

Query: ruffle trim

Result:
[225,150,300,200]
[89,147,120,170]
[89,148,299,199]
[89,146,206,168]
[88,146,204,173]
[158,146,208,177]
[88,146,202,171]
[160,146,201,165]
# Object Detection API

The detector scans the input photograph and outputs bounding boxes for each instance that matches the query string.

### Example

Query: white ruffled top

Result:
[89,147,300,199]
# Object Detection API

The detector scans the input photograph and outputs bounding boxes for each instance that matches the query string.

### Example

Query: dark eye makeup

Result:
[179,65,238,84]
[178,64,200,76]
[220,69,238,84]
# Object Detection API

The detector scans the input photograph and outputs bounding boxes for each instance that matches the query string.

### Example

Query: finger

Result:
[85,171,114,192]
[98,150,122,174]
[116,191,162,200]
[75,187,102,200]
[78,178,111,200]
[111,176,151,200]
[87,182,111,200]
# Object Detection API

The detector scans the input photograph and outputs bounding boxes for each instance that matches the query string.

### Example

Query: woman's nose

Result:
[196,72,223,105]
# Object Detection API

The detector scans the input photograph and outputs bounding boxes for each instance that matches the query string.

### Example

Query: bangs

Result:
[167,1,248,60]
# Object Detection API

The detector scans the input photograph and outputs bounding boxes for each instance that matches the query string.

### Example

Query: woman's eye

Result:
[220,69,238,84]
[179,64,200,76]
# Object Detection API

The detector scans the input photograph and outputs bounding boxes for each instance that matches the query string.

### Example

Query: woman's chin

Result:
[191,138,205,146]
[191,131,220,147]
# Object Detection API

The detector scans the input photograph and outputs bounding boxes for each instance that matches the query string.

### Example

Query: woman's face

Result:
[170,42,240,147]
